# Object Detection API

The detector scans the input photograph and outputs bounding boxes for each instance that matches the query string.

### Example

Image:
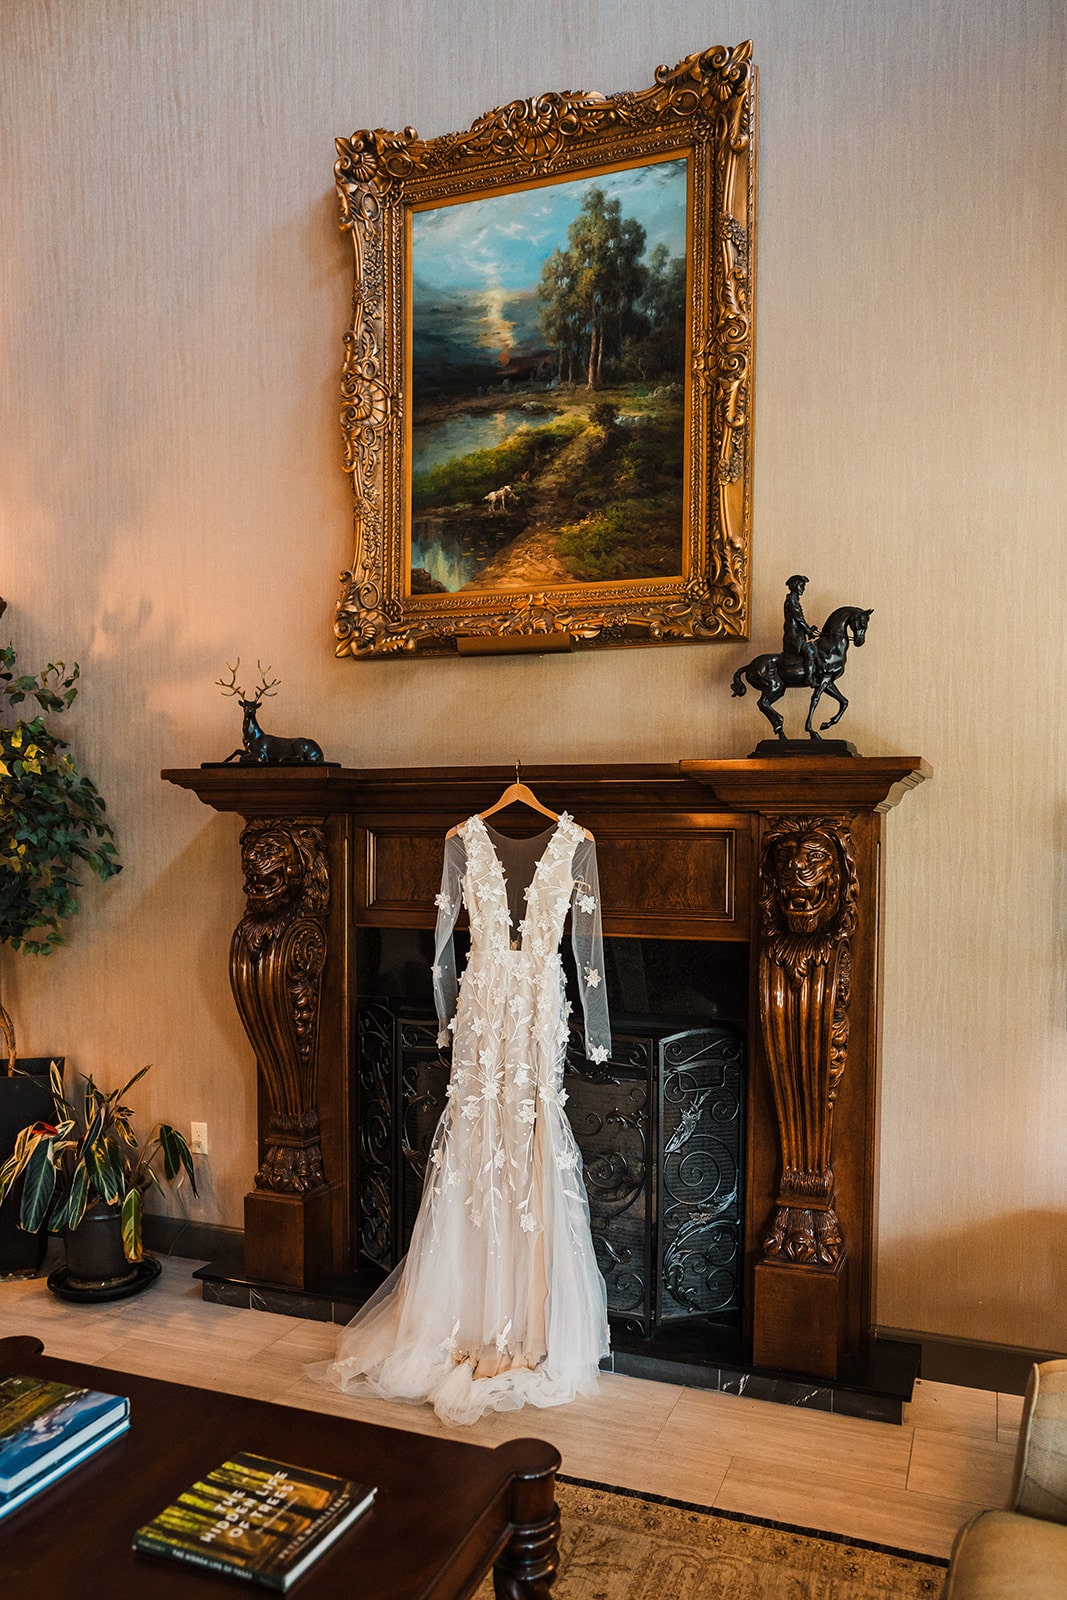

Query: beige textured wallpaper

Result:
[1,0,1064,1351]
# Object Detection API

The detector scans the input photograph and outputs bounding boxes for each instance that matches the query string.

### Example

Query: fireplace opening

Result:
[353,929,747,1342]
[356,926,749,1025]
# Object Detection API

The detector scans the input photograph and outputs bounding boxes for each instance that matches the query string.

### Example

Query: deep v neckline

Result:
[473,815,563,949]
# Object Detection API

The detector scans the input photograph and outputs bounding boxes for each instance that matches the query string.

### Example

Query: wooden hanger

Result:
[480,763,558,826]
[447,764,592,839]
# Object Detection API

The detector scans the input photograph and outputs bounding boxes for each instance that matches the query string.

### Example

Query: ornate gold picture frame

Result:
[333,43,756,658]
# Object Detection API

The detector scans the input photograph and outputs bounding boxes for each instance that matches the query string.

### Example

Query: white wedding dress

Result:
[310,811,611,1425]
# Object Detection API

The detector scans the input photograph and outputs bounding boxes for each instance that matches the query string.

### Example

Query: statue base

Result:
[749,739,859,759]
[198,760,342,769]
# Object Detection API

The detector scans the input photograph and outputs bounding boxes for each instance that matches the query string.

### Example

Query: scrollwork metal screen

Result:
[354,1001,744,1338]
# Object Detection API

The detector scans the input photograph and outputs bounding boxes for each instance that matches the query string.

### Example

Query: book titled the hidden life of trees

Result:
[133,1452,377,1590]
[0,1374,130,1519]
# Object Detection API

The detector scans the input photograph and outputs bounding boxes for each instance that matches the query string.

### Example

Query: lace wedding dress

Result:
[310,811,611,1425]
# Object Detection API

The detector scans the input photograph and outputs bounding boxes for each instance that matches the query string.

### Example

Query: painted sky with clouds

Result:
[411,156,688,295]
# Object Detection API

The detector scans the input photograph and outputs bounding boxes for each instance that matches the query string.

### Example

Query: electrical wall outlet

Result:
[189,1122,209,1155]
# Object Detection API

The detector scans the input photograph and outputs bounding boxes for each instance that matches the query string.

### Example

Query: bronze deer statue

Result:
[218,662,325,766]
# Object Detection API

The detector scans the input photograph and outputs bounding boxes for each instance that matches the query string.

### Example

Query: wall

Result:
[1,0,1064,1352]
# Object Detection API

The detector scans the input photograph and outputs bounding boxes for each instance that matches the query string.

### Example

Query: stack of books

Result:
[0,1373,130,1520]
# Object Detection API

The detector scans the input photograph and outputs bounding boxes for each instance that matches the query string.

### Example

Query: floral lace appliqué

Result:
[431,813,609,1278]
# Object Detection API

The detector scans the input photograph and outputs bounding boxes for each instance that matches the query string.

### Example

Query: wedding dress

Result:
[310,811,611,1425]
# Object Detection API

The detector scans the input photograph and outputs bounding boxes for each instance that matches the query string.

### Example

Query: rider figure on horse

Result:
[732,583,872,741]
[783,575,819,685]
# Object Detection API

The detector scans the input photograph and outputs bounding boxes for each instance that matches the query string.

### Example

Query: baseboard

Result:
[142,1216,244,1264]
[877,1326,1067,1396]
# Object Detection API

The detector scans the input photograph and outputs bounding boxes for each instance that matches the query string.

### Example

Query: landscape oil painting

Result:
[332,44,756,656]
[408,157,689,596]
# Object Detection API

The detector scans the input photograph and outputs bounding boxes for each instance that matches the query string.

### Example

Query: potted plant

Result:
[0,1061,198,1297]
[0,624,121,1273]
[0,634,121,1067]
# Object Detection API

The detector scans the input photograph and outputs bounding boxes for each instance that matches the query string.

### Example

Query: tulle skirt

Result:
[308,1103,609,1426]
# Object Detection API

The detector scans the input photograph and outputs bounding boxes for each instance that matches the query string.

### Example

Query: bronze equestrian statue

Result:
[731,583,873,741]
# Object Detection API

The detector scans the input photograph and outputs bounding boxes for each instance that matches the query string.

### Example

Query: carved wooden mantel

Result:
[163,756,929,1381]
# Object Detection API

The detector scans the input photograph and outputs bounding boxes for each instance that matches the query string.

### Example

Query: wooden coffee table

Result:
[0,1337,560,1598]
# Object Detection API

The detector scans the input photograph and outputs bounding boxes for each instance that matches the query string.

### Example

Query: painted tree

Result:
[538,247,583,385]
[538,187,648,390]
[641,243,686,331]
[630,242,687,379]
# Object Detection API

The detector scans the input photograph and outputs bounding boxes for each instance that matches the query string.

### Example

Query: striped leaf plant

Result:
[0,1060,197,1261]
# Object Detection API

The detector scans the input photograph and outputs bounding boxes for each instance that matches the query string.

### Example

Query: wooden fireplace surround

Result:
[163,755,928,1382]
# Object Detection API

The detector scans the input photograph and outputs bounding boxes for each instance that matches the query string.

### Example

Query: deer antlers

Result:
[216,659,280,701]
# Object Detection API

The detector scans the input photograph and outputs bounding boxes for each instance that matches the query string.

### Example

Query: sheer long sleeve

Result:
[432,833,466,1046]
[569,835,611,1063]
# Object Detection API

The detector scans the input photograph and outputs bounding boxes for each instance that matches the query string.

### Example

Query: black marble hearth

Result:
[192,1244,919,1423]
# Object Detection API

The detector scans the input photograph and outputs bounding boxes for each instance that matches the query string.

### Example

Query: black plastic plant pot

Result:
[51,1203,162,1303]
[0,1057,61,1278]
[63,1204,140,1289]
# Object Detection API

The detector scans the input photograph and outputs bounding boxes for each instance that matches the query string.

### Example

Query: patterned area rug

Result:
[477,1478,948,1599]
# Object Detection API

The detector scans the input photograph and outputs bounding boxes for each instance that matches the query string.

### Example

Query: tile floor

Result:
[0,1256,1021,1559]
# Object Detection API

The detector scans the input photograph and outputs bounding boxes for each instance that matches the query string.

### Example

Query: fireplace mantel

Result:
[164,755,929,1384]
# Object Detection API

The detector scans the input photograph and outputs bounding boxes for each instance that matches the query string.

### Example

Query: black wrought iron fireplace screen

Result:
[354,931,746,1340]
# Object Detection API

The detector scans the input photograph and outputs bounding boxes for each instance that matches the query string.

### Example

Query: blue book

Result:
[0,1414,130,1521]
[0,1374,129,1495]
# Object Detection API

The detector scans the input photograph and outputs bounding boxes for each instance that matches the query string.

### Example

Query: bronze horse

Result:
[731,605,872,740]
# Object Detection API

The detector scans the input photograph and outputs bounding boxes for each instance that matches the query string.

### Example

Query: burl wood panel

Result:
[595,821,749,938]
[361,814,751,941]
[360,828,446,921]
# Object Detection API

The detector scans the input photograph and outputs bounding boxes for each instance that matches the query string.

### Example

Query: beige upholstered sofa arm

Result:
[1011,1360,1067,1524]
[941,1362,1067,1599]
